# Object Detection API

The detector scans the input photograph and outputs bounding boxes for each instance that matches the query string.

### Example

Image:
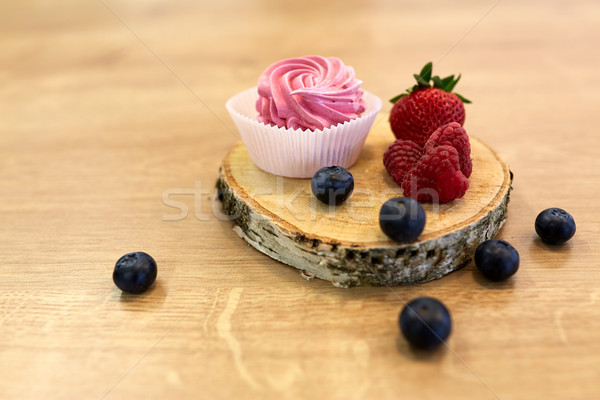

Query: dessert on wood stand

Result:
[218,57,512,287]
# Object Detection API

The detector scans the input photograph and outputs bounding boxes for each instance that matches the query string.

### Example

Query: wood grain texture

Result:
[1,1,600,399]
[217,124,512,287]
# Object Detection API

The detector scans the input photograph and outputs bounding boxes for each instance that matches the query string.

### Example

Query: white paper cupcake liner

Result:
[225,87,382,178]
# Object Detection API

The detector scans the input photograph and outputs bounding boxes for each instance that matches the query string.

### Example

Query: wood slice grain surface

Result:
[218,122,512,287]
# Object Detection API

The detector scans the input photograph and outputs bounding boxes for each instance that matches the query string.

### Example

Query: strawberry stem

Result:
[389,62,471,104]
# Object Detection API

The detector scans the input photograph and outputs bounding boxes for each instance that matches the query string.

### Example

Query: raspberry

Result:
[401,145,469,203]
[425,122,472,178]
[383,139,422,186]
[384,122,472,203]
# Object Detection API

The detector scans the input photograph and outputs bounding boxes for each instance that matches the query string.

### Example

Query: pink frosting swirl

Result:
[256,56,366,131]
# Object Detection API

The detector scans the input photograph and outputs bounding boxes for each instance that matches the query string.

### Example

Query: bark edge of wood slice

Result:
[217,124,512,288]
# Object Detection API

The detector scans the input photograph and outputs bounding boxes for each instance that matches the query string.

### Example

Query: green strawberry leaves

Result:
[444,74,460,92]
[432,76,443,88]
[439,75,455,90]
[454,93,472,104]
[413,74,430,88]
[389,93,408,103]
[419,62,433,83]
[390,62,471,104]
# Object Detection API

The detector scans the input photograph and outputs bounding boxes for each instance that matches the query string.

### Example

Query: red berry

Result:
[401,145,469,204]
[425,122,472,178]
[386,63,472,203]
[384,123,473,203]
[383,139,422,186]
[390,88,465,146]
[388,62,470,146]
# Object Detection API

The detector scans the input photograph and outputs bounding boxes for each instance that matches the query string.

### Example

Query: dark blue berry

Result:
[311,166,354,205]
[379,197,426,242]
[475,239,519,281]
[535,208,576,245]
[399,297,452,350]
[113,252,157,294]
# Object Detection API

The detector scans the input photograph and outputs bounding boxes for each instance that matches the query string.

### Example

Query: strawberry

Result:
[389,62,470,146]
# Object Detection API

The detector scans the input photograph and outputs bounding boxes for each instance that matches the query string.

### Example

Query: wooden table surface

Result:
[2,1,599,399]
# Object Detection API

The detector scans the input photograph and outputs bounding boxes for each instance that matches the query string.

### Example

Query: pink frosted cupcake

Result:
[226,56,382,178]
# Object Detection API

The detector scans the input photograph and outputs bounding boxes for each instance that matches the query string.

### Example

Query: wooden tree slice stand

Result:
[217,123,512,287]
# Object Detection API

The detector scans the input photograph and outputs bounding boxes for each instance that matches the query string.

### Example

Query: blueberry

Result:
[475,239,519,281]
[113,252,157,294]
[399,297,452,350]
[379,197,426,242]
[311,166,354,205]
[535,208,576,245]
